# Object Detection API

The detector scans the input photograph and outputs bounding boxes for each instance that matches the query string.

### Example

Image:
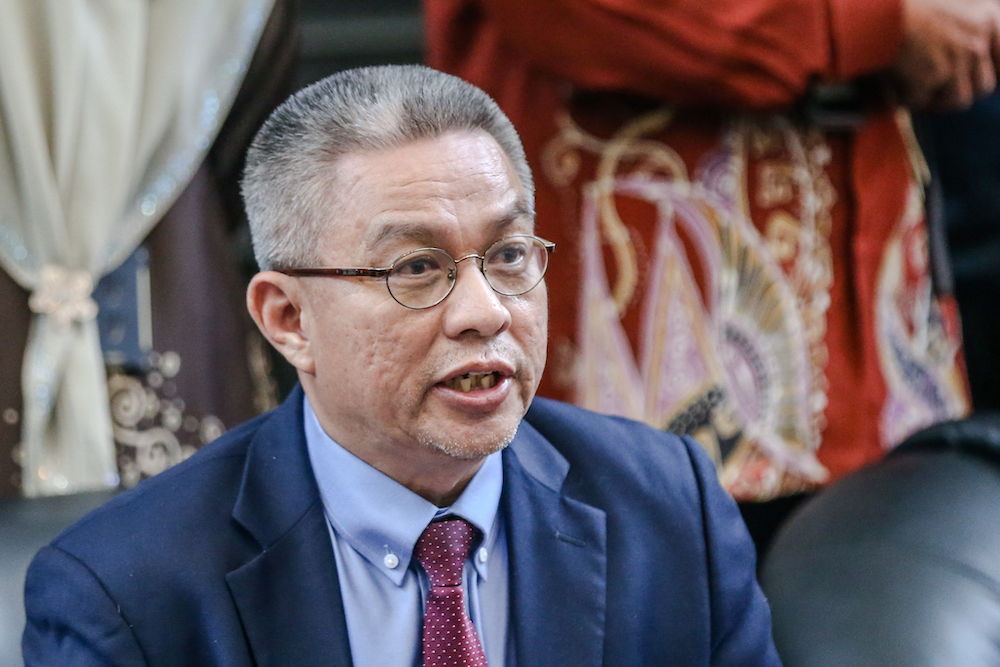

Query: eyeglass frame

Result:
[276,234,555,310]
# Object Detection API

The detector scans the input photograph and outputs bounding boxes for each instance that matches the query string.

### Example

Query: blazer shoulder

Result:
[524,397,708,468]
[48,407,276,561]
[522,397,717,508]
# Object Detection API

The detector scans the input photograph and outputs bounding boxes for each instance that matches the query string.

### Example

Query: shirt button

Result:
[384,553,399,569]
[477,547,488,564]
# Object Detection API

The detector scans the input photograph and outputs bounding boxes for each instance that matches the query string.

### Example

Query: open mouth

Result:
[442,371,501,393]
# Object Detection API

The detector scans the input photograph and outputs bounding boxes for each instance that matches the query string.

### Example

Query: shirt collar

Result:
[303,394,503,586]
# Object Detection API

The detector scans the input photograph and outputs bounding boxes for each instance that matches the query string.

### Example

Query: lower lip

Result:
[432,376,513,413]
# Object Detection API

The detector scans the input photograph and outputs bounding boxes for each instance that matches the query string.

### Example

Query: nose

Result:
[440,259,511,338]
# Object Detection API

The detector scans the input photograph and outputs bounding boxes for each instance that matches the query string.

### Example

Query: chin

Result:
[418,420,520,461]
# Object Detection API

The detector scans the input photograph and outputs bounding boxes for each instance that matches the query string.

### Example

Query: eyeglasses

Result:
[278,234,555,310]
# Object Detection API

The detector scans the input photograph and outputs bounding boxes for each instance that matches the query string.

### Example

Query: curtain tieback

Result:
[28,265,98,327]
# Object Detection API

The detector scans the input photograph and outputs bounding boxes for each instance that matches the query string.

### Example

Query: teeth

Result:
[446,372,499,392]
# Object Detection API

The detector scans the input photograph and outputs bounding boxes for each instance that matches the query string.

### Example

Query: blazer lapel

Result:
[503,423,608,667]
[225,387,353,666]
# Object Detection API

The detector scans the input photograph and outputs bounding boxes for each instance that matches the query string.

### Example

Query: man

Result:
[22,66,780,666]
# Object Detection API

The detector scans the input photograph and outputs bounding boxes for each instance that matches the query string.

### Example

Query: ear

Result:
[247,271,316,375]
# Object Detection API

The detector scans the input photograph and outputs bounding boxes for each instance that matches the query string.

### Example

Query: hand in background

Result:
[895,0,1000,110]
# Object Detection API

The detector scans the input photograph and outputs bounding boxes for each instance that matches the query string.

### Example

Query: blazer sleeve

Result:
[22,546,148,667]
[681,436,783,667]
[430,0,904,109]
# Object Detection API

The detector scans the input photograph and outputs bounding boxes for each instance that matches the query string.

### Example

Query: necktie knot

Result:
[414,517,475,587]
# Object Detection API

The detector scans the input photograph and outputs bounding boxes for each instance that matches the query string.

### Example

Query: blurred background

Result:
[297,0,422,85]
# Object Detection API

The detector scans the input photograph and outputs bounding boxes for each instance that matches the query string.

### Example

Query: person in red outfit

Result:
[425,0,999,506]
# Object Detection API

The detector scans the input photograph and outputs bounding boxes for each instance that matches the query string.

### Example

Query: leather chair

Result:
[760,414,1000,666]
[0,490,117,667]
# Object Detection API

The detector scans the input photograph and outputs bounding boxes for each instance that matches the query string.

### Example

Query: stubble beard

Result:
[417,421,520,461]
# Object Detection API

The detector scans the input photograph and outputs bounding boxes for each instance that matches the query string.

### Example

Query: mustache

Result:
[425,339,526,383]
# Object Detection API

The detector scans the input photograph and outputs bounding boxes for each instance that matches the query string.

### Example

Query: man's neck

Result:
[303,389,486,507]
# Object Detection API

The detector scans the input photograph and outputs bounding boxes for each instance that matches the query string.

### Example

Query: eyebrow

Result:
[364,198,534,252]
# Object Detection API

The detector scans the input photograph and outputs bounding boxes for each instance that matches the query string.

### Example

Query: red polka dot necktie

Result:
[413,517,488,667]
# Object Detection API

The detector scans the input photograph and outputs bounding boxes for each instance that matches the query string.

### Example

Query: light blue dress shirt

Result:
[303,396,509,667]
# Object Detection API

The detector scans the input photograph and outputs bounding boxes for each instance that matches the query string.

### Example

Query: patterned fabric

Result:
[550,111,969,499]
[414,518,488,667]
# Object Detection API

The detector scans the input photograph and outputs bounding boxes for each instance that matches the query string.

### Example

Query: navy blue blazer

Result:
[23,387,781,666]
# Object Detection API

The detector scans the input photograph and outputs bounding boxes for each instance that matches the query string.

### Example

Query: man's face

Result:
[297,131,547,468]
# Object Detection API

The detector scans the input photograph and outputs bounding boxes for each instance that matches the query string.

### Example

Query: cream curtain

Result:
[0,0,274,496]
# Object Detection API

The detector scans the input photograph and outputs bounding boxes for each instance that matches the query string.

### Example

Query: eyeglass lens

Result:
[387,235,550,309]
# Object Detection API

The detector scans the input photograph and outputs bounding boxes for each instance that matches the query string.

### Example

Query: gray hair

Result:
[241,64,534,270]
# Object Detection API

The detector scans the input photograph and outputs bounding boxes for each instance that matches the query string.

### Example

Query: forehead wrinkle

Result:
[363,194,534,254]
[364,221,437,252]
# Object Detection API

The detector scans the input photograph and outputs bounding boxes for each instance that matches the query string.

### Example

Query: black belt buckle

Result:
[799,82,870,130]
